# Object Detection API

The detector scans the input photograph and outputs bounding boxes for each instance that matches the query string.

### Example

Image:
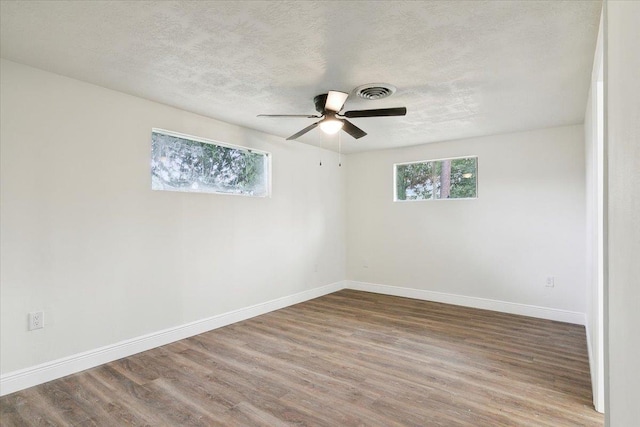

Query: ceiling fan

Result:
[258,91,407,141]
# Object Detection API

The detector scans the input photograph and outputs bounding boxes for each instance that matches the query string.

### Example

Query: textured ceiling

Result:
[0,1,601,153]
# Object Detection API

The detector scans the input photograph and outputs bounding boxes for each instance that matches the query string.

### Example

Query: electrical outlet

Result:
[546,277,555,288]
[28,311,44,330]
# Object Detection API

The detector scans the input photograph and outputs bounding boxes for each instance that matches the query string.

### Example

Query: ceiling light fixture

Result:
[319,118,344,135]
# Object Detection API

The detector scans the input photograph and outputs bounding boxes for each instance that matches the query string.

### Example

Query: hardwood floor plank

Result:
[0,290,603,426]
[221,402,290,427]
[0,388,69,427]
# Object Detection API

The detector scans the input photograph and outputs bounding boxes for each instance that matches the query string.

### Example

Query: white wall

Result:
[0,59,346,375]
[604,1,640,425]
[584,10,605,413]
[346,126,587,315]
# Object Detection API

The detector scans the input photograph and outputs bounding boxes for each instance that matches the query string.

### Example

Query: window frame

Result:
[393,155,478,202]
[151,128,272,198]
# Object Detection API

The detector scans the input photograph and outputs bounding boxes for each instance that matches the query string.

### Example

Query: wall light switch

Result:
[546,277,555,288]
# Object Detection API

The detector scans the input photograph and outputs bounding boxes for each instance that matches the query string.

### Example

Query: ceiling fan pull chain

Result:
[339,132,342,167]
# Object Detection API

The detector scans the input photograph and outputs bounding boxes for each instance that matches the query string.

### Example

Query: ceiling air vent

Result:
[354,83,397,100]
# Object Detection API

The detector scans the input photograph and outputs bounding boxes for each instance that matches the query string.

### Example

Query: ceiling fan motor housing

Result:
[314,94,329,113]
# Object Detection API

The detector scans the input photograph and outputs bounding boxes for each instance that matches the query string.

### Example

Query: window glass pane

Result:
[151,130,269,197]
[395,156,477,201]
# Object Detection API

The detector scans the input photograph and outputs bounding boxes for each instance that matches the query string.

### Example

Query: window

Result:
[394,156,477,201]
[151,129,270,197]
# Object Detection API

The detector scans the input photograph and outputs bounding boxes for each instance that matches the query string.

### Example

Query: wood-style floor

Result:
[1,290,603,426]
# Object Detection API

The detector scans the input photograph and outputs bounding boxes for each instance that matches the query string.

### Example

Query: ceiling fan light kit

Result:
[319,118,344,135]
[258,88,407,141]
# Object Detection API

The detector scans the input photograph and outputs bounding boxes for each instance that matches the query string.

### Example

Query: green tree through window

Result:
[151,130,269,196]
[395,157,477,200]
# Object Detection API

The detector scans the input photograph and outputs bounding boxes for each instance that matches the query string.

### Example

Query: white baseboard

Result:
[1,279,588,397]
[345,280,586,325]
[0,281,344,397]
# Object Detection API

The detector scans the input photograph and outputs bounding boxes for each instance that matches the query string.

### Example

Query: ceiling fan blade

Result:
[325,90,349,112]
[286,121,320,140]
[342,107,407,118]
[258,114,321,118]
[341,119,367,139]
